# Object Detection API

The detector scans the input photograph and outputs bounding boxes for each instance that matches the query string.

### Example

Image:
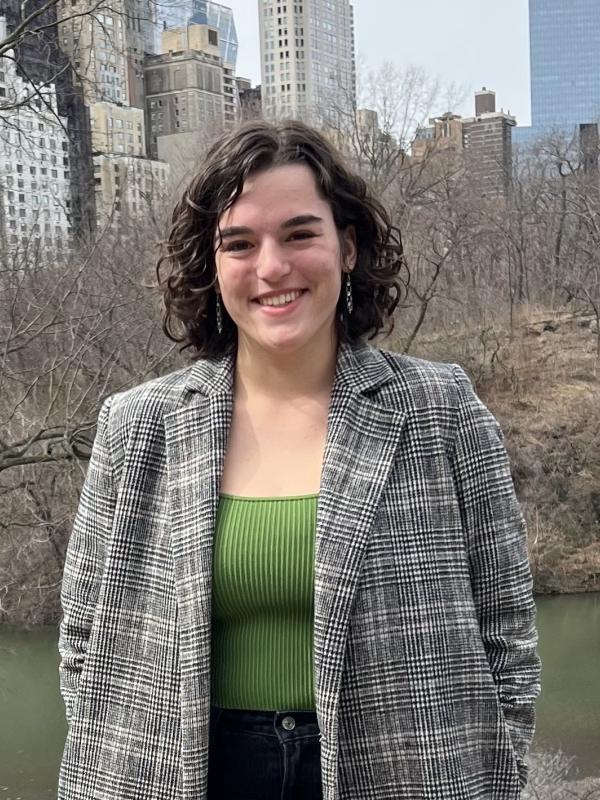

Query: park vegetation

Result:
[1,21,599,627]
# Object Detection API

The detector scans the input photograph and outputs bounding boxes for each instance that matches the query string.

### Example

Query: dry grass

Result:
[409,307,600,594]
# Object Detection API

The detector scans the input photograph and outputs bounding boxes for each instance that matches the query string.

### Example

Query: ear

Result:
[341,225,357,271]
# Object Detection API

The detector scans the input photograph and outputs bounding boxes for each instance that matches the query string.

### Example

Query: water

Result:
[533,593,600,773]
[0,594,598,799]
[0,627,66,799]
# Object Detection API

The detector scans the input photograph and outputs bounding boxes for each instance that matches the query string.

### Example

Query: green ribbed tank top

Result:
[210,494,318,711]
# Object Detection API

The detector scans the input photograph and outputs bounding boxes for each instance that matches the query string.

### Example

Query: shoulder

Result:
[104,365,194,428]
[365,345,470,411]
[98,360,229,464]
[366,346,502,449]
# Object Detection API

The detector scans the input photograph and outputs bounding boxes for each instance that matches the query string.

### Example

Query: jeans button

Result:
[281,715,296,731]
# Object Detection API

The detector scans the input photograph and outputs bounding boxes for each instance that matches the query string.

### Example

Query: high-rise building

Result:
[58,0,154,108]
[93,155,169,226]
[462,108,516,197]
[0,3,96,239]
[259,0,356,124]
[237,78,263,120]
[89,104,147,157]
[0,30,72,261]
[154,2,238,120]
[144,24,225,163]
[529,0,600,133]
[412,90,516,197]
[155,1,238,66]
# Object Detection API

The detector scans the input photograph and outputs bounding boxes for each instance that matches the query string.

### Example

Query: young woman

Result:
[58,121,541,800]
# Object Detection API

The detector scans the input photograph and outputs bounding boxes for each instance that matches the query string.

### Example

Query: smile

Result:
[256,290,305,307]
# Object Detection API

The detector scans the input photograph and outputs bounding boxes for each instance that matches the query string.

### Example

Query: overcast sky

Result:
[228,0,532,126]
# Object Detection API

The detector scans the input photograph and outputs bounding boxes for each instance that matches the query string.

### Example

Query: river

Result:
[0,593,598,799]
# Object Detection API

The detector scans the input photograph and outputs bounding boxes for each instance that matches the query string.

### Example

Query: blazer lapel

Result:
[164,354,234,800]
[314,344,407,784]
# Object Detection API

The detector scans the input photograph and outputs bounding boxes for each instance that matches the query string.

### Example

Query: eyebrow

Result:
[219,214,324,240]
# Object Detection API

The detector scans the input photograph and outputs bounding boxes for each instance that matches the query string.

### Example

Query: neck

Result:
[234,332,338,402]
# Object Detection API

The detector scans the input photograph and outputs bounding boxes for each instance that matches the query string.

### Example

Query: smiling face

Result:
[214,163,356,361]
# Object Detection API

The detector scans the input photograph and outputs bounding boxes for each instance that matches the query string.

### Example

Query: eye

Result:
[288,230,316,241]
[222,240,252,252]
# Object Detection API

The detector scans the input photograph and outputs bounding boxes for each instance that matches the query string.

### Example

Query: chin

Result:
[261,336,308,354]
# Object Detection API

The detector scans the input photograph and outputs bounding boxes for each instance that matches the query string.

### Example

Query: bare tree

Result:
[0,202,180,621]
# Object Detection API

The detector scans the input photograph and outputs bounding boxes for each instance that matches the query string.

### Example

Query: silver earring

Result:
[345,272,353,315]
[216,293,223,334]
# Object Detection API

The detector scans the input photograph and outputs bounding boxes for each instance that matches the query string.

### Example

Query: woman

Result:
[58,120,541,800]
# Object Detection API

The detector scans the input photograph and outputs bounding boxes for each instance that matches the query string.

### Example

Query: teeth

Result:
[258,290,303,307]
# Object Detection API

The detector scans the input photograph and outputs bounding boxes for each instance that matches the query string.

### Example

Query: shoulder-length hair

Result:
[156,119,406,358]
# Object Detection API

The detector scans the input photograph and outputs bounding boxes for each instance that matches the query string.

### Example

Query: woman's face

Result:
[214,163,356,359]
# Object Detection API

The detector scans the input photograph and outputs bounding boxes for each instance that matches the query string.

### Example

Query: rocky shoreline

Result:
[524,751,600,799]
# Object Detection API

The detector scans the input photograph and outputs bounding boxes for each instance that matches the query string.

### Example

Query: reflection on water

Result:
[0,593,598,798]
[534,593,600,776]
[0,627,66,799]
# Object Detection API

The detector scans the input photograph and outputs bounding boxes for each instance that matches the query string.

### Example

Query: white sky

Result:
[228,0,532,126]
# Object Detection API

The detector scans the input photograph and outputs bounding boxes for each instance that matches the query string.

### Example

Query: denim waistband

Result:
[210,706,320,738]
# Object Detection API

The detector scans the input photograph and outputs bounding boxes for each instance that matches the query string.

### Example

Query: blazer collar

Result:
[181,340,397,399]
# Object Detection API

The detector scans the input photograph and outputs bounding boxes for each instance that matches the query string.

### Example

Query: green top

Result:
[210,494,318,711]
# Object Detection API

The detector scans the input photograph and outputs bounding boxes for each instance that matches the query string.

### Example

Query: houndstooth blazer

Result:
[58,341,541,800]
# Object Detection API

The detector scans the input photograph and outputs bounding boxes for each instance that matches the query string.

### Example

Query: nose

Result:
[255,238,291,282]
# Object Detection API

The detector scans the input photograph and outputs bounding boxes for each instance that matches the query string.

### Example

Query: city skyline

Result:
[228,0,532,126]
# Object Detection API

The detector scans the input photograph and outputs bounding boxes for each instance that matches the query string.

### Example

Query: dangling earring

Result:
[345,272,353,316]
[216,293,223,335]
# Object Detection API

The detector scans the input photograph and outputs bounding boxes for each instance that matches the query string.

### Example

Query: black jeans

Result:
[207,706,323,800]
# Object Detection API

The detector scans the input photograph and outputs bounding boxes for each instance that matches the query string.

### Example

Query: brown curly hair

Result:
[156,119,406,357]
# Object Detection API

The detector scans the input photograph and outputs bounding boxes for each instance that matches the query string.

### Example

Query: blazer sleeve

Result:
[58,397,116,725]
[450,365,541,788]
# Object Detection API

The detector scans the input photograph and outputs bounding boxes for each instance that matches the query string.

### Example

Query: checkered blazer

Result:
[58,341,540,800]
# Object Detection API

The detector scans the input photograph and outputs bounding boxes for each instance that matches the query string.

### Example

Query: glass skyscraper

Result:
[155,0,238,66]
[529,0,600,132]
